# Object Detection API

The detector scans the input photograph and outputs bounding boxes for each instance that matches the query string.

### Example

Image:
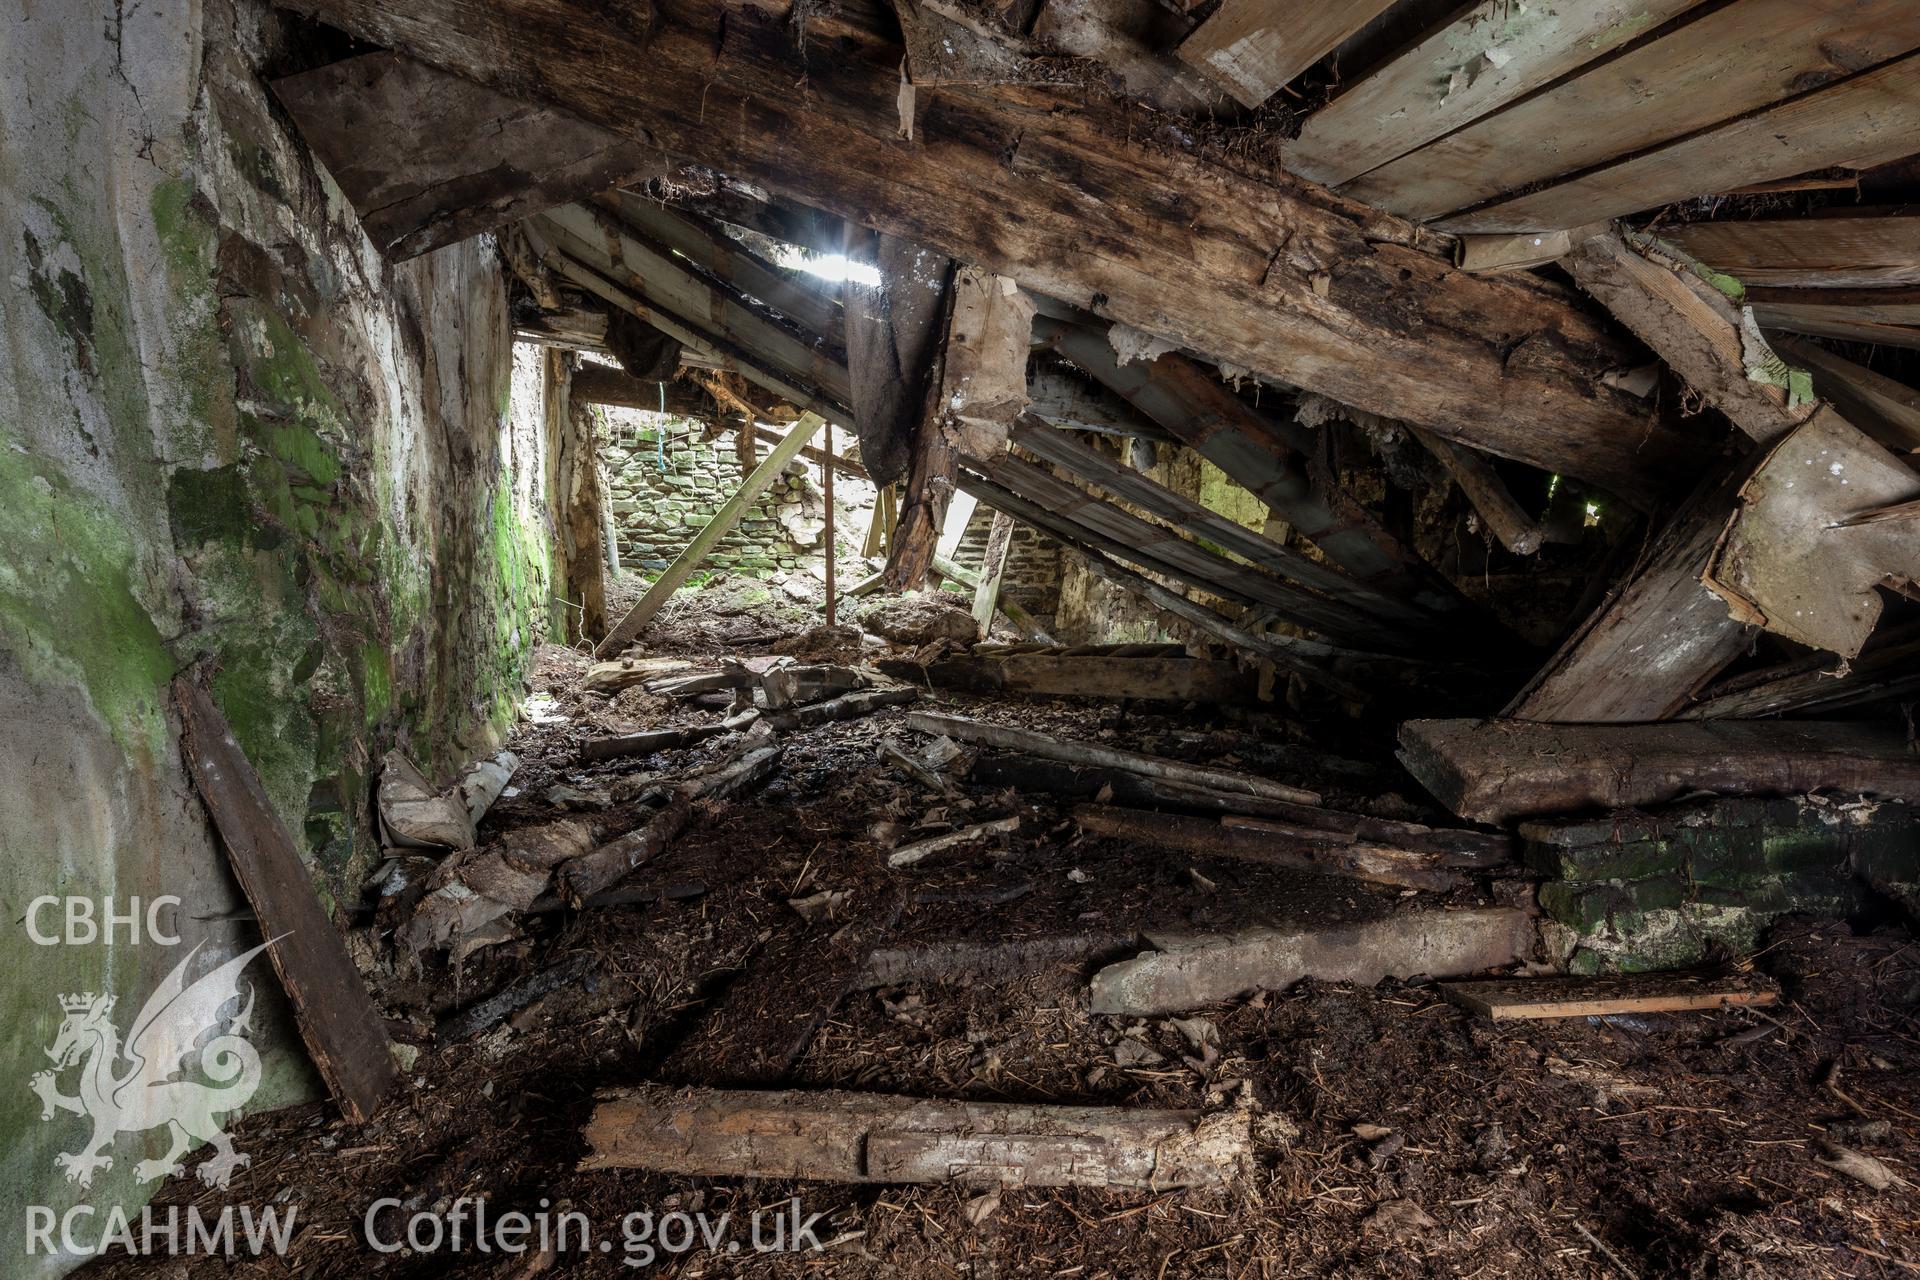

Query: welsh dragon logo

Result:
[31,938,281,1191]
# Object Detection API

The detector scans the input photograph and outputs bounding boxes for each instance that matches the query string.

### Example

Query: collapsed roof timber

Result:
[10,0,1920,1272]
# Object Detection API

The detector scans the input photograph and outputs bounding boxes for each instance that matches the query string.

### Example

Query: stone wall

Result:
[601,411,858,578]
[0,0,545,1258]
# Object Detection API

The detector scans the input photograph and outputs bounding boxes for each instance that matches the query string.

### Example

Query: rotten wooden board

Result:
[1441,974,1779,1021]
[1398,717,1920,825]
[1074,804,1465,893]
[1658,216,1920,289]
[173,678,396,1124]
[1703,408,1920,658]
[1176,0,1398,108]
[1443,52,1920,233]
[1347,1,1920,223]
[886,653,1258,704]
[282,0,1681,499]
[1287,0,1709,188]
[580,1085,1250,1187]
[270,52,663,259]
[907,710,1321,805]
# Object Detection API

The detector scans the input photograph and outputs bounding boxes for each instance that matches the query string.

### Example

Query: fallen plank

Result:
[1176,0,1398,108]
[859,932,1134,989]
[881,654,1258,704]
[1440,974,1779,1021]
[1286,0,1708,188]
[1073,804,1464,893]
[1398,718,1920,825]
[579,722,731,763]
[908,711,1321,805]
[970,509,1015,642]
[579,656,695,694]
[597,413,828,656]
[1751,308,1920,352]
[1346,0,1920,223]
[437,952,600,1041]
[682,744,784,802]
[580,1085,1249,1187]
[174,677,396,1124]
[1443,53,1920,233]
[765,685,918,731]
[1680,629,1920,720]
[887,816,1022,868]
[555,795,696,906]
[1008,415,1427,638]
[1089,907,1533,1016]
[279,4,1678,499]
[967,752,1512,866]
[1658,216,1920,289]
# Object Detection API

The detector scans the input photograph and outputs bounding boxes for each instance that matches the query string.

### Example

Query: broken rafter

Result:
[275,4,1688,498]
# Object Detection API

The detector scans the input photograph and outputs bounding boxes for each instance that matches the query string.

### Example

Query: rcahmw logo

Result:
[21,894,296,1257]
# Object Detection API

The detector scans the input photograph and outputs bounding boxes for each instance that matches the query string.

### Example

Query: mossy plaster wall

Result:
[0,0,547,1265]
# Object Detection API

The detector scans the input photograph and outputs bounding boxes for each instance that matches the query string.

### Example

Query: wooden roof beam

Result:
[275,0,1688,499]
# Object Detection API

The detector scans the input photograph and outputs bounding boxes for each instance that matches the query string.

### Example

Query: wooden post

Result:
[824,421,837,627]
[971,510,1015,641]
[595,413,829,656]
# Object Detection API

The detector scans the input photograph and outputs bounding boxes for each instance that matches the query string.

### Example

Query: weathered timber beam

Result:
[1026,367,1171,442]
[907,711,1320,805]
[1287,0,1708,188]
[970,509,1014,641]
[539,203,852,411]
[1572,230,1812,446]
[1654,215,1920,289]
[600,191,846,348]
[273,2,1685,496]
[580,1085,1248,1187]
[1409,427,1545,556]
[596,413,828,656]
[1506,457,1754,723]
[270,52,664,259]
[1398,717,1920,825]
[1680,627,1920,721]
[528,226,845,425]
[844,231,954,486]
[1176,0,1398,109]
[1756,338,1920,456]
[1442,53,1920,234]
